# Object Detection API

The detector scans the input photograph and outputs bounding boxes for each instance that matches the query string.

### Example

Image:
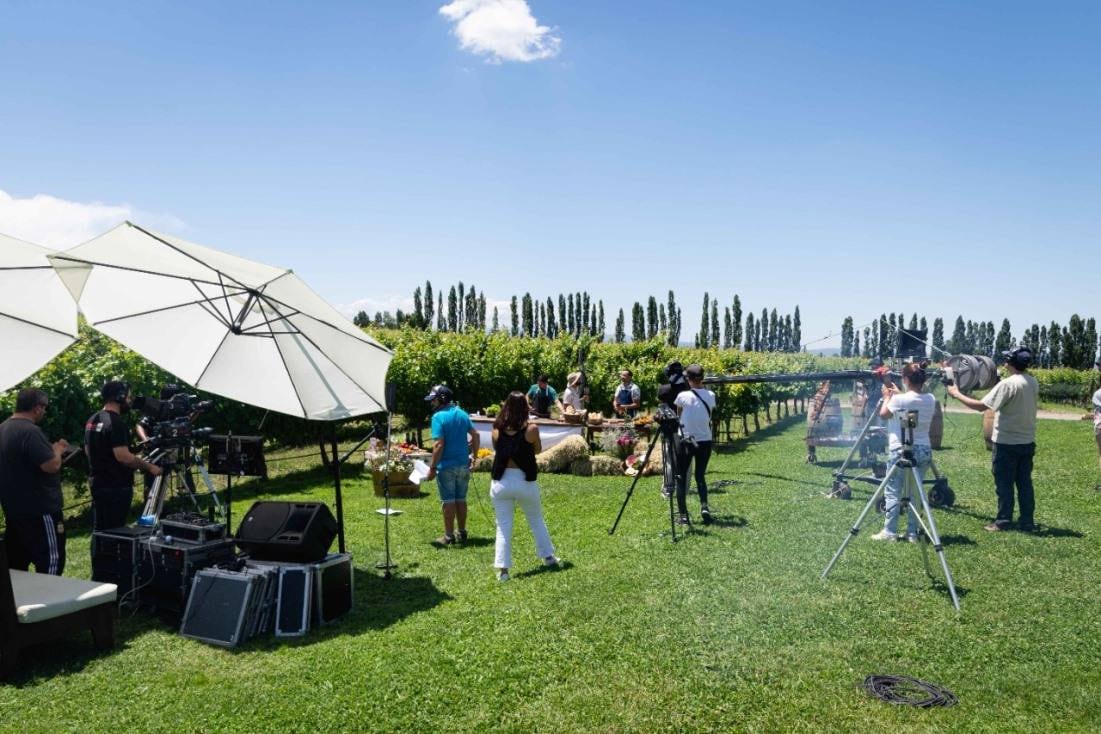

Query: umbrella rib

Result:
[209,275,237,324]
[0,311,76,339]
[262,299,386,414]
[257,292,391,355]
[239,310,303,334]
[258,300,309,418]
[125,221,255,291]
[92,295,237,328]
[195,329,234,387]
[49,255,228,289]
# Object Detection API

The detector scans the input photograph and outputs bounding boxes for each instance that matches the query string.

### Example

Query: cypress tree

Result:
[647,296,658,339]
[667,291,678,346]
[447,286,458,332]
[792,305,801,351]
[659,304,667,334]
[732,296,743,349]
[615,309,626,343]
[1048,320,1062,366]
[710,299,720,347]
[510,296,519,336]
[413,287,424,329]
[457,282,465,331]
[744,312,755,351]
[932,318,944,353]
[632,302,646,342]
[994,319,1013,361]
[598,301,605,340]
[437,294,445,331]
[492,306,499,333]
[723,308,732,349]
[423,281,434,330]
[768,309,778,352]
[699,293,711,348]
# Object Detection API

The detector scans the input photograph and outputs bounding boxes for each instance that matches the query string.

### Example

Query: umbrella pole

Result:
[331,428,347,554]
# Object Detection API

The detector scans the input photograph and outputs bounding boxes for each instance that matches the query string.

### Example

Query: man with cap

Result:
[947,346,1039,532]
[673,364,717,525]
[84,380,162,534]
[425,384,479,546]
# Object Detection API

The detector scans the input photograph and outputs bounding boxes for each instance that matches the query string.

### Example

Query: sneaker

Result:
[457,529,469,544]
[904,533,920,544]
[543,555,560,567]
[870,529,896,541]
[661,488,672,500]
[984,523,1007,533]
[676,514,690,526]
[434,533,456,547]
[497,569,510,582]
[700,506,713,525]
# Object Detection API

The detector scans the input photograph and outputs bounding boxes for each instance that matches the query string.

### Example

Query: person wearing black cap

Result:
[948,346,1039,532]
[424,384,479,546]
[84,380,162,533]
[0,389,70,574]
[673,364,717,525]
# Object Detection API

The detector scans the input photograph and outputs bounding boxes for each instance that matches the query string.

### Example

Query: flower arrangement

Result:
[476,448,494,459]
[365,449,414,474]
[600,425,637,460]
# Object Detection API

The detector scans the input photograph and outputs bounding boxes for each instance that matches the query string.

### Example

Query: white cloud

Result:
[0,189,183,250]
[439,0,560,63]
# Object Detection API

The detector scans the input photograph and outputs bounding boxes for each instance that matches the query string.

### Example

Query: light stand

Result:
[821,410,961,611]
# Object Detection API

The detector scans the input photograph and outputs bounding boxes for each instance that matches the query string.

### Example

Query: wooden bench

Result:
[1,537,118,679]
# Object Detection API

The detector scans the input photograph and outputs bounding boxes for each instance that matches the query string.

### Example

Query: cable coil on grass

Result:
[862,674,958,707]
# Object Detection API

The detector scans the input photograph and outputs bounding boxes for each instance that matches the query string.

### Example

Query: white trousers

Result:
[490,468,555,569]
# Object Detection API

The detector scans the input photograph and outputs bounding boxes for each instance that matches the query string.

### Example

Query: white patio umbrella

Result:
[0,233,79,391]
[48,221,392,420]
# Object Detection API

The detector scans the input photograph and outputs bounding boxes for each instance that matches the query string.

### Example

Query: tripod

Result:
[139,446,223,526]
[609,419,680,542]
[821,415,961,611]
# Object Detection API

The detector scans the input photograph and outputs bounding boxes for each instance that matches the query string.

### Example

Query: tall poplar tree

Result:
[732,296,743,349]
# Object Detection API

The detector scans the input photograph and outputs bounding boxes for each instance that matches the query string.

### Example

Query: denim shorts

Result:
[437,465,470,504]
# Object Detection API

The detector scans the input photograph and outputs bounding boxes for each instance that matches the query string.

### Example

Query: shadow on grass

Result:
[430,536,494,549]
[707,515,748,529]
[937,533,976,547]
[1,614,164,686]
[513,560,574,580]
[744,471,823,489]
[713,414,806,455]
[1030,525,1084,539]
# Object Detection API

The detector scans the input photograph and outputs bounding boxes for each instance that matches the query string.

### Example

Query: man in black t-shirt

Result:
[0,388,70,574]
[85,380,162,532]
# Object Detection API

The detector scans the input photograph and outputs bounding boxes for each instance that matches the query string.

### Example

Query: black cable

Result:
[862,674,958,707]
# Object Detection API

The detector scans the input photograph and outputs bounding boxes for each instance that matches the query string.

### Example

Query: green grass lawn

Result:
[3,413,1100,732]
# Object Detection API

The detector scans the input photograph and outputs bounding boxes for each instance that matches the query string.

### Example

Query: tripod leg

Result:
[609,432,660,536]
[141,474,164,521]
[822,463,897,579]
[913,472,961,611]
[666,434,680,542]
[902,468,934,577]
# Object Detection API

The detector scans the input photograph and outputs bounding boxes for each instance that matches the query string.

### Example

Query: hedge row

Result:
[1030,368,1101,405]
[367,328,865,433]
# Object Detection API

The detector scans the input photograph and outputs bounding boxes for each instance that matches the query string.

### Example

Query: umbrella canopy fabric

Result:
[49,221,392,421]
[0,233,79,391]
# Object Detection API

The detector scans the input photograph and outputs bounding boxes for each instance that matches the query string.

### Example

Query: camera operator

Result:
[0,389,69,575]
[870,363,936,542]
[947,346,1039,532]
[84,381,162,532]
[673,365,717,525]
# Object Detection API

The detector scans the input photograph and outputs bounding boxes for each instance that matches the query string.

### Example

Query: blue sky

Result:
[2,1,1099,350]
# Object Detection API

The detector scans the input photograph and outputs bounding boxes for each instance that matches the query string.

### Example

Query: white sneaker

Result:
[497,569,510,582]
[870,529,896,541]
[543,555,560,567]
[905,534,920,544]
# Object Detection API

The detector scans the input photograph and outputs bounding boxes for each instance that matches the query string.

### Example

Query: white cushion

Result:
[9,570,117,624]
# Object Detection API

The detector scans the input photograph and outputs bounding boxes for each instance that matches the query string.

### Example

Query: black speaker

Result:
[235,501,337,563]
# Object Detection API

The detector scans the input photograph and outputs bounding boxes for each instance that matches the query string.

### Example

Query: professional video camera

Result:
[134,385,215,457]
[133,384,214,422]
[657,360,690,410]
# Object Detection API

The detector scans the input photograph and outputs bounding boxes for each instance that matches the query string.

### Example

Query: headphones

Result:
[101,380,131,403]
[1004,346,1032,369]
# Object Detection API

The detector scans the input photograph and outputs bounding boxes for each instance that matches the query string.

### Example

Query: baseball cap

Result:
[424,384,453,403]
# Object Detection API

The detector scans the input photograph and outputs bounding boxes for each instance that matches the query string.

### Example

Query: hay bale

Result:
[536,434,590,473]
[590,455,623,476]
[569,457,593,476]
[633,439,663,476]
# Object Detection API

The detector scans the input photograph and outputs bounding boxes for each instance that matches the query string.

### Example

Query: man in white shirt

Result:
[673,364,717,525]
[948,346,1039,532]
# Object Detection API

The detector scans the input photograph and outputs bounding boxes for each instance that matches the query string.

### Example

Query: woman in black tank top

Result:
[489,392,558,581]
